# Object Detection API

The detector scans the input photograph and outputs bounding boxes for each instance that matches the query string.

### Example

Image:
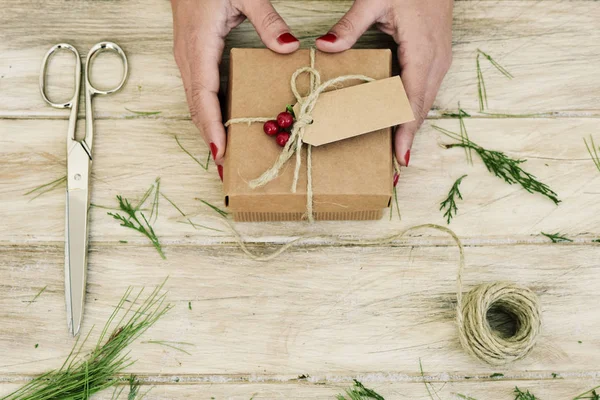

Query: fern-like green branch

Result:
[541,232,573,243]
[433,125,560,205]
[108,195,165,259]
[336,380,384,400]
[514,387,538,400]
[440,175,468,224]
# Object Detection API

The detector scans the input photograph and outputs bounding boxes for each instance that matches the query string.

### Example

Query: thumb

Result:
[315,0,382,52]
[241,0,300,54]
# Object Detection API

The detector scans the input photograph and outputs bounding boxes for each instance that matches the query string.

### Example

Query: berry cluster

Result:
[263,108,295,147]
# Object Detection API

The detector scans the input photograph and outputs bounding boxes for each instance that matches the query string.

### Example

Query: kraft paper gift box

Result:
[223,48,413,222]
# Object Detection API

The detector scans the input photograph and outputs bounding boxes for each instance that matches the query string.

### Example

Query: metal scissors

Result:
[39,42,128,335]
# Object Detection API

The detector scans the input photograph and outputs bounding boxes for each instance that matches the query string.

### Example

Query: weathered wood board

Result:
[1,0,599,399]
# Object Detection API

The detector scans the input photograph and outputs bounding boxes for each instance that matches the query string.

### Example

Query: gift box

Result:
[223,48,413,222]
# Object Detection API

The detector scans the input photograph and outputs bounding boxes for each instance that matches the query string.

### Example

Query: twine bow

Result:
[225,48,374,222]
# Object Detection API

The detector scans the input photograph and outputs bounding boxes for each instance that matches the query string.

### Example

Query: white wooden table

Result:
[1,1,600,398]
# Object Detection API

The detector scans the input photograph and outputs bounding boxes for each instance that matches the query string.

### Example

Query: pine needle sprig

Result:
[197,199,228,218]
[583,135,600,172]
[476,49,513,112]
[458,104,474,165]
[124,108,162,118]
[336,380,385,400]
[160,192,222,232]
[419,359,442,400]
[25,286,47,306]
[174,135,211,171]
[514,387,538,400]
[389,185,401,221]
[573,386,600,399]
[142,340,194,356]
[541,232,573,243]
[440,175,468,224]
[433,125,560,205]
[1,282,171,400]
[108,195,165,259]
[24,175,67,201]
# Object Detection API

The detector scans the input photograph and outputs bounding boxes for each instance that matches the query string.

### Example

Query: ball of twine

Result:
[219,220,542,365]
[456,281,542,365]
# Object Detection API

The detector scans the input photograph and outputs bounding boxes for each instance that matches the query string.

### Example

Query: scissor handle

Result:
[85,42,128,95]
[39,43,82,109]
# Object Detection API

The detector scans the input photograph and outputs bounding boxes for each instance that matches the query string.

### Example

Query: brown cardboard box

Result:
[224,48,396,222]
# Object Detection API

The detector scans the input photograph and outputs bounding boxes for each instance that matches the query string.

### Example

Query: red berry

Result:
[263,120,279,136]
[276,132,290,147]
[276,111,294,129]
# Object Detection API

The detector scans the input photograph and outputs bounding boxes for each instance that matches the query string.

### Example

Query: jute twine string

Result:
[225,48,374,222]
[216,219,542,365]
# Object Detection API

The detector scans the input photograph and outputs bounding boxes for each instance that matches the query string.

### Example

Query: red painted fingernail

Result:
[217,165,223,182]
[317,33,337,43]
[404,149,411,167]
[393,172,399,187]
[277,32,299,45]
[210,143,218,161]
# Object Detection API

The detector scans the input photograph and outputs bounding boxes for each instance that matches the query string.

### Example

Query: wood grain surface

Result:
[1,0,599,399]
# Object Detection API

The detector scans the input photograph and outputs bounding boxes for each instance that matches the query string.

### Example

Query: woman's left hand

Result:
[316,0,453,167]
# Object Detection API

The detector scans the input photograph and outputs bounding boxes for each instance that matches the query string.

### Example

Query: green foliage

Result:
[440,175,468,224]
[175,135,211,171]
[142,340,194,356]
[108,194,165,259]
[198,199,229,218]
[514,387,537,400]
[1,283,170,400]
[24,175,67,201]
[541,232,573,243]
[26,286,47,306]
[584,135,600,172]
[336,380,384,400]
[433,125,560,205]
[124,107,162,118]
[476,49,513,112]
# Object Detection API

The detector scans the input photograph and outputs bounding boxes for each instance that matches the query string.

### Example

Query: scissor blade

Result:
[65,145,91,336]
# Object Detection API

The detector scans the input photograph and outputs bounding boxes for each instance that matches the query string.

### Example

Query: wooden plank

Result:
[0,1,599,118]
[2,379,600,399]
[1,243,599,376]
[1,118,598,244]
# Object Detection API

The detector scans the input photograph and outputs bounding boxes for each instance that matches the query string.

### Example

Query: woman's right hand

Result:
[170,0,300,179]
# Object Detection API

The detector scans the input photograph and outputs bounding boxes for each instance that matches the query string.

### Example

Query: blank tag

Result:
[298,76,414,147]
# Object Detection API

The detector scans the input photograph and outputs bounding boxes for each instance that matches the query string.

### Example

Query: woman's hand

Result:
[316,0,453,167]
[171,0,299,179]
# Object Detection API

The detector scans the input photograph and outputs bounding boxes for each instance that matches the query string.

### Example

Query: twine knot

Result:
[225,48,374,222]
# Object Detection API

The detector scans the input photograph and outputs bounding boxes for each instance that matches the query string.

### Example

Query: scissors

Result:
[39,42,128,335]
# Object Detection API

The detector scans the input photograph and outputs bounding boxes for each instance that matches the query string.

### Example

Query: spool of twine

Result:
[216,220,542,365]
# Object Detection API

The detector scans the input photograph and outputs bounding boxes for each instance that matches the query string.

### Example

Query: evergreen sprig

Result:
[174,135,211,171]
[1,283,171,400]
[541,232,573,243]
[574,386,600,400]
[440,175,468,224]
[584,135,600,172]
[514,387,538,400]
[336,380,384,400]
[433,125,560,205]
[24,175,67,201]
[108,195,165,259]
[476,49,513,112]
